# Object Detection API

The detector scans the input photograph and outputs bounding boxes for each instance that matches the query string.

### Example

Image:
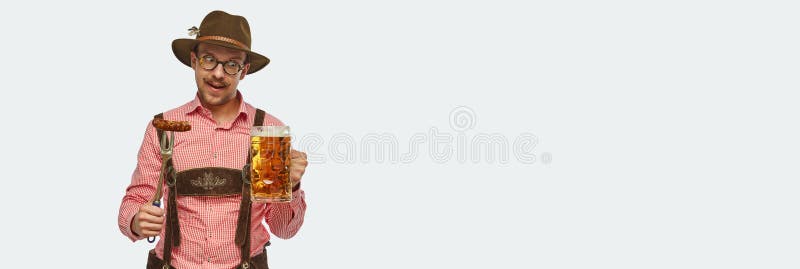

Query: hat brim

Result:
[172,38,270,74]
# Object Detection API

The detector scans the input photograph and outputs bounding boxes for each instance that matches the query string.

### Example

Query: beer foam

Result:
[251,126,291,137]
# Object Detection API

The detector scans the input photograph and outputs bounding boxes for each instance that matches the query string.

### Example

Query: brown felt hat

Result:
[172,10,270,74]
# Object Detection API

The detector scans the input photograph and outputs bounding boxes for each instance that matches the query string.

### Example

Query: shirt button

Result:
[213,153,217,158]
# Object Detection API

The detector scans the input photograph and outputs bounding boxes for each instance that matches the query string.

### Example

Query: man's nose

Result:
[210,63,226,79]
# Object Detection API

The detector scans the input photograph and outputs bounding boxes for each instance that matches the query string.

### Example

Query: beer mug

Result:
[249,126,292,203]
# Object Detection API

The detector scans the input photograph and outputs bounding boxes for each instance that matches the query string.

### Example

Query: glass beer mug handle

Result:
[146,200,161,243]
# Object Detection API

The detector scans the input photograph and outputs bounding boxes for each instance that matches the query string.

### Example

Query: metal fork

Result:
[147,131,175,243]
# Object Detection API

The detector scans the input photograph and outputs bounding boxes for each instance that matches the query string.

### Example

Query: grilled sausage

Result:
[152,119,192,132]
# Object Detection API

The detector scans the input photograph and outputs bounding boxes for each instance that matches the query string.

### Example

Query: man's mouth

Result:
[205,80,228,90]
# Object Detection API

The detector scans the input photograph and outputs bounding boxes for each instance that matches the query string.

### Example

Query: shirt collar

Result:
[183,91,250,121]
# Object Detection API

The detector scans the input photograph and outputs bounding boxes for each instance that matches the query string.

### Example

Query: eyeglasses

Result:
[198,55,245,75]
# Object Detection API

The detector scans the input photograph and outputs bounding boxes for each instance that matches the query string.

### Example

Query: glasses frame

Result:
[197,54,246,76]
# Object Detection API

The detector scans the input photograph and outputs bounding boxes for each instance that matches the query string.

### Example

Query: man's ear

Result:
[239,63,250,80]
[190,51,197,68]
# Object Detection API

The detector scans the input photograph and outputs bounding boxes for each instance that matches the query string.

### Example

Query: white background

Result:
[1,1,798,268]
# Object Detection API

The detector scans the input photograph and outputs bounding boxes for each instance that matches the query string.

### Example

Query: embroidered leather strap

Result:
[176,167,244,196]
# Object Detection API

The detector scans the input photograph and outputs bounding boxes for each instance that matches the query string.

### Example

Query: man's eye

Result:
[203,56,216,62]
[225,62,239,68]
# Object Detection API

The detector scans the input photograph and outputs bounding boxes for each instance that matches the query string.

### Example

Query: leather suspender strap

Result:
[164,178,180,267]
[154,113,164,151]
[154,113,180,268]
[235,108,265,268]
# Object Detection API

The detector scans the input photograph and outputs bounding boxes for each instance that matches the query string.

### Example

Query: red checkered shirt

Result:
[118,93,306,269]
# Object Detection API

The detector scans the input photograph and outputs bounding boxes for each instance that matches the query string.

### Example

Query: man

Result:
[118,10,308,269]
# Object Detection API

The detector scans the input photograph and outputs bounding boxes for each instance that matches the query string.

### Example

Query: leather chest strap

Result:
[175,167,244,196]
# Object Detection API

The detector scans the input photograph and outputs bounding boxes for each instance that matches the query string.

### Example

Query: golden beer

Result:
[249,126,292,203]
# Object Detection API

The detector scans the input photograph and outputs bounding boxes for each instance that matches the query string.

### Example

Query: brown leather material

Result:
[154,113,180,267]
[235,108,265,264]
[168,182,181,248]
[235,187,251,247]
[293,182,301,192]
[155,113,165,147]
[147,245,270,269]
[236,194,252,264]
[176,167,244,196]
[162,181,180,267]
[253,109,265,129]
[234,162,254,248]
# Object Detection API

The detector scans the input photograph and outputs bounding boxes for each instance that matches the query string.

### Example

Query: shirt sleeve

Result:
[118,121,162,242]
[265,187,307,239]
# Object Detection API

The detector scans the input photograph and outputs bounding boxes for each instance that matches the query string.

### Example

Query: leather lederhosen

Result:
[146,109,268,269]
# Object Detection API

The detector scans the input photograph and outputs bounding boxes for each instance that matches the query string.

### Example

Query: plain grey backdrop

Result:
[1,1,798,268]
